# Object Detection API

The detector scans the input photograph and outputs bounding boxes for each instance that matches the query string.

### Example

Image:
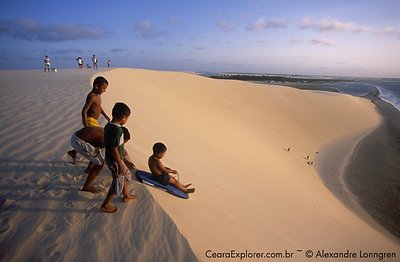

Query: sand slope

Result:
[0,70,196,261]
[99,68,399,258]
[0,68,398,262]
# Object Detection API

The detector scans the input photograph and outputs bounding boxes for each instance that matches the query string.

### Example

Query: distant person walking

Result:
[44,55,51,72]
[107,59,111,68]
[92,54,98,70]
[76,57,83,69]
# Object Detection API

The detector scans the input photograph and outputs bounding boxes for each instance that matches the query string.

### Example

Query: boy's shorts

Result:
[106,161,125,197]
[152,173,170,186]
[70,133,104,165]
[86,117,100,127]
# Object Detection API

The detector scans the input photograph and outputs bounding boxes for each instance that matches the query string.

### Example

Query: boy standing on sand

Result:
[68,76,110,163]
[70,126,135,193]
[101,102,137,213]
[81,76,110,127]
[148,142,195,194]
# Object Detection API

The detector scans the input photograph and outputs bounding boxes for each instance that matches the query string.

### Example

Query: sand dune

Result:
[0,70,196,261]
[0,68,398,261]
[100,68,399,258]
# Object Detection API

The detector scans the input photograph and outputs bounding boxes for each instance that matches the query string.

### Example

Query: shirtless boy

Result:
[70,126,135,193]
[148,142,195,194]
[68,76,110,164]
[81,76,110,127]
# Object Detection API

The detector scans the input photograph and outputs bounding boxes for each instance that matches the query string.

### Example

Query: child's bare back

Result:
[148,143,195,194]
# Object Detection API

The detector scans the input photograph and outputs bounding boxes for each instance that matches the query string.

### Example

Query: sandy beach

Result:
[345,89,400,239]
[0,68,399,261]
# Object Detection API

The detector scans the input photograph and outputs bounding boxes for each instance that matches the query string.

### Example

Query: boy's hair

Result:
[112,102,131,119]
[93,76,108,88]
[153,142,167,154]
[121,126,131,141]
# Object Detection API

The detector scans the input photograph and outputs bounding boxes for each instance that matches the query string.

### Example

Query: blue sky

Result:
[0,0,399,77]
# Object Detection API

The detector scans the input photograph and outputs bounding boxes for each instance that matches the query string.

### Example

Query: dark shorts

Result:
[152,173,170,186]
[106,161,124,196]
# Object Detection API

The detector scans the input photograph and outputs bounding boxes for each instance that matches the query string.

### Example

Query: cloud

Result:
[53,49,83,54]
[111,48,127,53]
[218,21,235,32]
[166,16,180,25]
[373,26,398,36]
[134,21,166,39]
[247,18,287,31]
[310,38,336,46]
[290,38,303,44]
[299,16,363,33]
[0,18,110,42]
[196,47,208,51]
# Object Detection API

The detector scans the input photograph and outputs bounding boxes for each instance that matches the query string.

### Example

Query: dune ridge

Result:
[99,68,399,259]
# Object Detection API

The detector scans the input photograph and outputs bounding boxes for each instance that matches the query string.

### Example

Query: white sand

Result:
[0,68,399,261]
[0,70,196,261]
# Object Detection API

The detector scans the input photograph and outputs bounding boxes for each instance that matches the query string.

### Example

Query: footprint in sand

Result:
[37,223,55,233]
[32,176,48,186]
[48,189,64,198]
[64,215,81,226]
[47,251,61,261]
[64,201,75,209]
[0,217,12,234]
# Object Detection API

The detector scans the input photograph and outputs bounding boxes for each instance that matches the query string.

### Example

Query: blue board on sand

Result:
[135,170,189,199]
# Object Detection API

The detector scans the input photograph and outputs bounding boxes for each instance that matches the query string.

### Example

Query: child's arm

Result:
[123,150,135,170]
[81,96,94,127]
[158,162,178,175]
[101,107,110,122]
[165,167,178,174]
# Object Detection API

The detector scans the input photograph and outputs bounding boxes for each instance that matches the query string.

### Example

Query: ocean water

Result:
[321,80,400,112]
[372,80,400,111]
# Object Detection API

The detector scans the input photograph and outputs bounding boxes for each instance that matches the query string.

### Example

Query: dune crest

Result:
[100,68,399,258]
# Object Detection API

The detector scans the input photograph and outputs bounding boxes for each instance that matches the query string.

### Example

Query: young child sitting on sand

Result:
[148,142,195,194]
[70,126,135,193]
[101,102,137,213]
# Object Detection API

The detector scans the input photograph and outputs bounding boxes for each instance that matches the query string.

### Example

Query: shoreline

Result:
[313,86,400,244]
[345,88,400,240]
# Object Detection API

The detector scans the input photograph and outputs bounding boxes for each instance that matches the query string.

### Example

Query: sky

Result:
[0,0,399,77]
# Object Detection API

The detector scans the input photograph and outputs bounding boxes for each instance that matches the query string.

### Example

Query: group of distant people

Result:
[43,55,111,72]
[67,76,195,213]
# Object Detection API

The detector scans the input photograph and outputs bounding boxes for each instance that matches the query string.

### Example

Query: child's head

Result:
[121,126,131,143]
[152,142,167,158]
[93,76,108,94]
[112,102,131,125]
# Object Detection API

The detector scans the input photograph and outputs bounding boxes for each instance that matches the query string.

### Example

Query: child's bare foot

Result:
[81,186,100,194]
[122,194,138,203]
[185,183,192,188]
[101,205,118,213]
[186,188,195,193]
[67,150,77,164]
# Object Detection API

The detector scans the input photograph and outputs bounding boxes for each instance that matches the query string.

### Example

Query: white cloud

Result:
[373,26,398,36]
[218,21,235,32]
[167,16,180,25]
[134,21,166,39]
[0,18,110,42]
[300,16,363,33]
[290,38,303,44]
[310,38,336,46]
[247,18,287,31]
